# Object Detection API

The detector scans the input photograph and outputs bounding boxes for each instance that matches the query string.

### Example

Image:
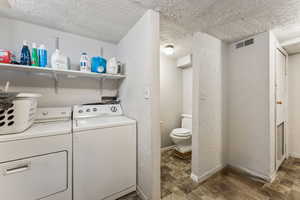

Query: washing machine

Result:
[73,104,136,200]
[0,107,72,200]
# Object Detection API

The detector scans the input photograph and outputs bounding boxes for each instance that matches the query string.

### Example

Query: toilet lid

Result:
[172,128,191,137]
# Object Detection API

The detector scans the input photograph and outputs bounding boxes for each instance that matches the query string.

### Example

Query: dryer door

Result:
[0,151,68,200]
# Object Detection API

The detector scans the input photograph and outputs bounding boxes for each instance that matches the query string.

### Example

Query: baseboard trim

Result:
[104,186,136,200]
[137,185,148,200]
[161,145,175,152]
[290,152,300,159]
[191,164,225,183]
[228,164,272,182]
[269,170,277,183]
[190,173,200,183]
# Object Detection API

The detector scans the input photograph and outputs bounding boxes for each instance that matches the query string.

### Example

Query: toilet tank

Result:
[181,114,192,130]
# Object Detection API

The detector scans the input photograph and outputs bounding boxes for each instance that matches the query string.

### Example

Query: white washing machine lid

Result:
[171,128,191,137]
[0,121,72,142]
[73,116,136,132]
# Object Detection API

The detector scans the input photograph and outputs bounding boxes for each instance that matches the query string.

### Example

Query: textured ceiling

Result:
[0,0,147,43]
[282,42,300,55]
[1,0,300,57]
[134,0,300,57]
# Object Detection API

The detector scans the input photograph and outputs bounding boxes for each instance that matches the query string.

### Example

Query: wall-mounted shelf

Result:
[0,63,126,80]
[0,63,125,94]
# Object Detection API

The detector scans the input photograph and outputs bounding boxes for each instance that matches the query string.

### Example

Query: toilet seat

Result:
[171,128,191,137]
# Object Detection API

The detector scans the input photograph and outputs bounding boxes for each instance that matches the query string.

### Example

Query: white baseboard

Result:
[191,164,225,183]
[105,186,136,200]
[137,185,148,200]
[269,170,277,183]
[161,145,175,152]
[290,152,300,159]
[190,173,200,183]
[228,164,272,182]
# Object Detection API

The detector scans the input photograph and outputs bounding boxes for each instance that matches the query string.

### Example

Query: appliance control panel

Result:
[73,104,123,119]
[35,107,72,122]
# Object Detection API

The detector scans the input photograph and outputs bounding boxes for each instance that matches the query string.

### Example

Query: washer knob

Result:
[111,106,117,113]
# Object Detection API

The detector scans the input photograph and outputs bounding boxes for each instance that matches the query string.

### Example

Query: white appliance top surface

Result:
[73,116,136,132]
[0,107,72,142]
[0,120,71,142]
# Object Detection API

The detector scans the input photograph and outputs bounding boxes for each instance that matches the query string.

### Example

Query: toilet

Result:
[170,114,192,154]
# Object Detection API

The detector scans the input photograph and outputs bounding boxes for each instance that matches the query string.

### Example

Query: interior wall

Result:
[0,17,118,107]
[0,17,116,67]
[160,53,182,148]
[182,67,193,115]
[227,32,274,178]
[288,54,300,158]
[192,32,226,181]
[117,10,160,200]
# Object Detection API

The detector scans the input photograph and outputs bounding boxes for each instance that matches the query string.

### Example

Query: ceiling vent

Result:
[236,38,254,49]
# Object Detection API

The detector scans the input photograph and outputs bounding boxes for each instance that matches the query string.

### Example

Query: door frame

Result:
[274,46,288,170]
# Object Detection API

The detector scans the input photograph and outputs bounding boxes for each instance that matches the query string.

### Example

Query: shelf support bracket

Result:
[52,72,59,94]
[99,78,104,102]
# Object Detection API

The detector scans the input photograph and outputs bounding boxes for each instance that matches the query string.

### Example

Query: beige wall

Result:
[182,67,193,115]
[160,53,182,148]
[228,32,271,177]
[118,10,160,200]
[288,54,300,158]
[227,32,282,179]
[0,17,117,107]
[192,32,227,182]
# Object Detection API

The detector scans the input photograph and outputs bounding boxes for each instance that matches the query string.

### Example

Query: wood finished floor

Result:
[119,149,300,200]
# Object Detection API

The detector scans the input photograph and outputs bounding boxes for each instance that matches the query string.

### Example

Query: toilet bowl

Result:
[170,114,192,153]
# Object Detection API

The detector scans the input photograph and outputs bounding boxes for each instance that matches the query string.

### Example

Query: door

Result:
[73,125,136,200]
[0,151,68,200]
[275,49,287,169]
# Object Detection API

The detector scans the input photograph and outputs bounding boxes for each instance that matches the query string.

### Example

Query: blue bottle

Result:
[20,40,31,66]
[38,44,47,67]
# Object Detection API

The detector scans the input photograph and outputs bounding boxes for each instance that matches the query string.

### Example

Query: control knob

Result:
[110,106,118,113]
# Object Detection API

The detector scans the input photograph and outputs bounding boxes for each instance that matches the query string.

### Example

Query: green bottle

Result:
[31,43,39,66]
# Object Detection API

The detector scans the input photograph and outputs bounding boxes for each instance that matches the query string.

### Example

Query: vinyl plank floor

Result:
[119,149,300,200]
[161,149,300,200]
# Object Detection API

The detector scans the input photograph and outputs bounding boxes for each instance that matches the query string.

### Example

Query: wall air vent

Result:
[236,42,244,49]
[235,38,254,49]
[245,38,254,46]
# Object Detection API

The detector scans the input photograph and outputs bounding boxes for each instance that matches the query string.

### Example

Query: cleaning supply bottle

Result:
[31,43,39,66]
[51,37,68,70]
[91,47,106,73]
[38,44,47,67]
[80,52,89,72]
[20,40,31,66]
